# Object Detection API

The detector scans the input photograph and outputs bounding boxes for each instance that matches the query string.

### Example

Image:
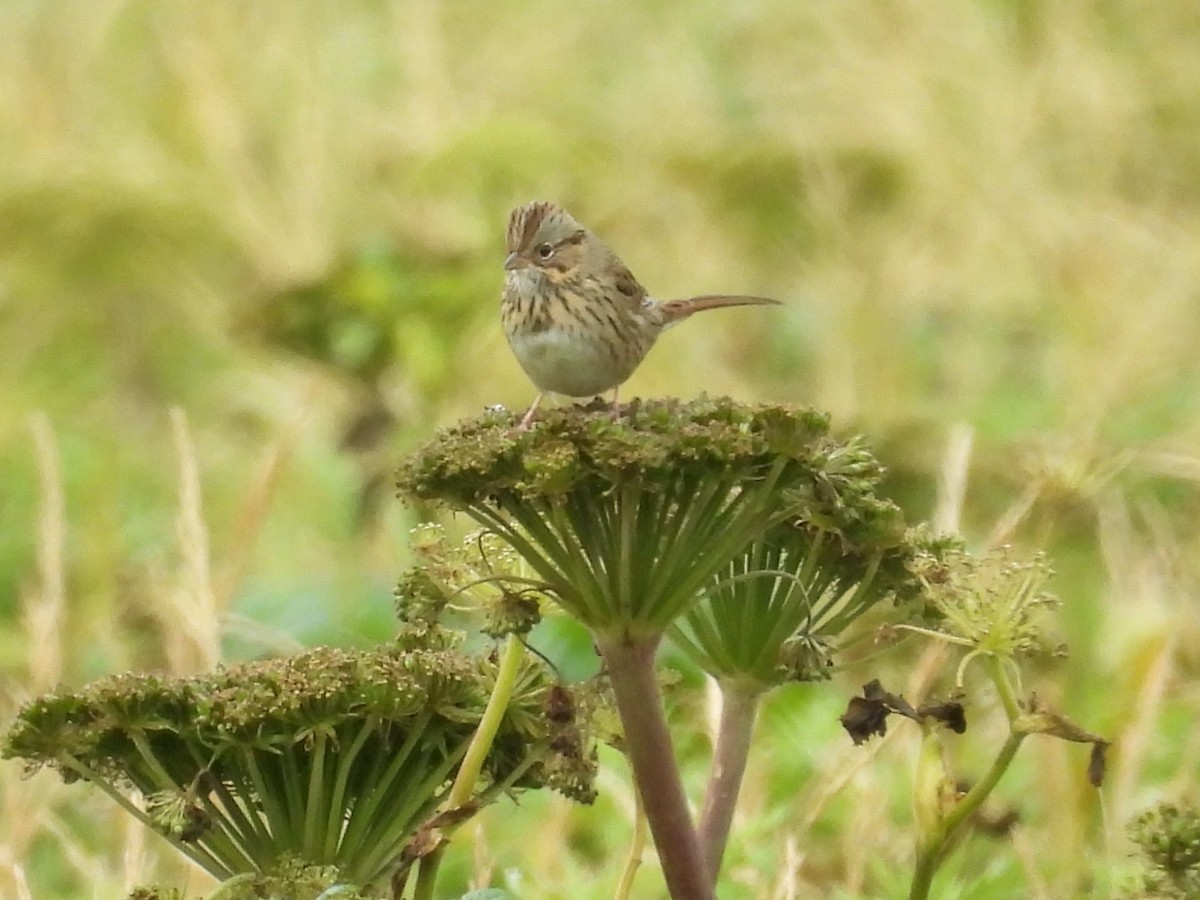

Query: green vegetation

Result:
[1127,803,1200,898]
[397,400,933,898]
[3,2,1199,898]
[4,640,593,891]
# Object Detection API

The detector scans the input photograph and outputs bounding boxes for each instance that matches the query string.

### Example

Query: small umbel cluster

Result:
[1127,802,1200,899]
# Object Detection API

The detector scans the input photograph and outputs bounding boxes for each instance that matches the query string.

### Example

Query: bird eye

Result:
[535,242,554,260]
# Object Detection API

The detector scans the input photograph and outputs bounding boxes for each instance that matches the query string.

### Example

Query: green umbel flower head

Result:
[4,639,594,891]
[397,398,885,642]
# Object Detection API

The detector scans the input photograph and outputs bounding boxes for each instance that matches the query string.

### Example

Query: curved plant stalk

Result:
[450,635,528,810]
[614,780,649,900]
[411,634,527,898]
[891,545,1109,900]
[907,656,1025,900]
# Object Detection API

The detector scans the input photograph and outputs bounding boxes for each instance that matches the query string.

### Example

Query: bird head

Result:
[504,201,590,285]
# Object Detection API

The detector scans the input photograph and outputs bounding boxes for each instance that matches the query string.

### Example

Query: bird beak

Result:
[504,252,526,271]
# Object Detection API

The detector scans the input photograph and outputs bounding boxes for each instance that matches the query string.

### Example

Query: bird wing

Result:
[611,263,649,313]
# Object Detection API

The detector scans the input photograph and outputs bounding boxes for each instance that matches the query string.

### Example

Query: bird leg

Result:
[518,393,545,430]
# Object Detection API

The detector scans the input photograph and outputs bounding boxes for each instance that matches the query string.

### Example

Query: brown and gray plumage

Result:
[500,201,778,427]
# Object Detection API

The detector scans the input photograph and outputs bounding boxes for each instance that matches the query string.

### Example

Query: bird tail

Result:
[658,294,779,326]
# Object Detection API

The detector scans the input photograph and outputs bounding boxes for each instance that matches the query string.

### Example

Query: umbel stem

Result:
[597,633,715,900]
[699,681,760,880]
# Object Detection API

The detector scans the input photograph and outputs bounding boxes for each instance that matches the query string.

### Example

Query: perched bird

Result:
[501,200,778,428]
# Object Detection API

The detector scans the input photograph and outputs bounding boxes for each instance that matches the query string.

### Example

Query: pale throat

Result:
[505,268,545,295]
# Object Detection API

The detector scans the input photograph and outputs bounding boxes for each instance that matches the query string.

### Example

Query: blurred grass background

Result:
[2,1,1199,897]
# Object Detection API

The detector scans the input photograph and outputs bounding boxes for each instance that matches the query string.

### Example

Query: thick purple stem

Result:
[597,633,714,900]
